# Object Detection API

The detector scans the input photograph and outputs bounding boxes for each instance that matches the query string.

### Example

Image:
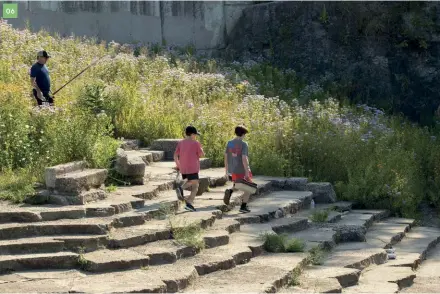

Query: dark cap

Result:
[37,50,51,58]
[185,126,201,136]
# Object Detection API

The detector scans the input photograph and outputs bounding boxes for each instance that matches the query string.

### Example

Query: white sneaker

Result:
[387,253,397,260]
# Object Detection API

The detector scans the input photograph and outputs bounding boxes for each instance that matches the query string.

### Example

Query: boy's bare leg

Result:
[185,180,199,205]
[241,191,251,203]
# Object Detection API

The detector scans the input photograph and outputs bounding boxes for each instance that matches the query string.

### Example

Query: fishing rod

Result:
[51,54,108,96]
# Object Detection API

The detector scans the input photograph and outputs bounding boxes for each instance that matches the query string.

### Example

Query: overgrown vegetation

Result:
[261,233,306,253]
[1,20,440,217]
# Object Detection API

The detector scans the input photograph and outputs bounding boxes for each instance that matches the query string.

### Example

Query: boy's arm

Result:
[242,155,250,179]
[224,143,229,175]
[242,142,251,179]
[198,142,205,158]
[174,144,180,170]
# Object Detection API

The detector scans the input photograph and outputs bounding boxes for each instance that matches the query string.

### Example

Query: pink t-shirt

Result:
[174,139,203,175]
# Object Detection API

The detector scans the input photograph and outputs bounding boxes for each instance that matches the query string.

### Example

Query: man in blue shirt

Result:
[30,50,54,106]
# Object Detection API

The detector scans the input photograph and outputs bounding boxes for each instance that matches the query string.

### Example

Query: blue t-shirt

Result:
[30,63,50,92]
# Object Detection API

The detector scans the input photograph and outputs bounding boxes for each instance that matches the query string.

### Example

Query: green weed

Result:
[310,210,329,223]
[170,219,205,250]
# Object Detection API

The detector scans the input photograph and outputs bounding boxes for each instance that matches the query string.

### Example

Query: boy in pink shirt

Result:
[174,126,205,212]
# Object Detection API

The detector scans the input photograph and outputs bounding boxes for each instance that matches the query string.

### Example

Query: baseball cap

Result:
[37,50,51,58]
[185,126,201,136]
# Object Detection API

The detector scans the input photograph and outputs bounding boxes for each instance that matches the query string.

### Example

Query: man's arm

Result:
[30,67,43,98]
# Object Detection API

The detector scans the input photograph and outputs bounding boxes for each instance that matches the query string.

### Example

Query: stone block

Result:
[150,139,181,159]
[199,158,212,169]
[120,139,140,150]
[285,177,308,191]
[54,169,108,195]
[115,148,146,177]
[306,182,337,203]
[45,161,86,189]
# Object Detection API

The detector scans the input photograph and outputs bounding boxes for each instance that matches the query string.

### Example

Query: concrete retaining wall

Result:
[7,1,254,50]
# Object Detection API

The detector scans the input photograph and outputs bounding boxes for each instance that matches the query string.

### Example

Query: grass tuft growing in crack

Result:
[170,219,205,250]
[289,267,303,286]
[307,246,327,265]
[261,233,305,253]
[310,210,329,223]
[77,247,90,270]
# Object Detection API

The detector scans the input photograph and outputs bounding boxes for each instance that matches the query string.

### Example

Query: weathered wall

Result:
[7,1,253,50]
[227,2,440,125]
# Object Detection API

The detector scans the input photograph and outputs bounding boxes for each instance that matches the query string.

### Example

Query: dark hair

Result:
[185,126,199,136]
[235,125,249,137]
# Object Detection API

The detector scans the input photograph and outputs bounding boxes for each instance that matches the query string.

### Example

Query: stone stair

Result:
[277,210,440,293]
[1,138,431,293]
[0,160,356,293]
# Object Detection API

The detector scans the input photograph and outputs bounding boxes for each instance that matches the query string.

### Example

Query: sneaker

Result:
[224,189,233,205]
[239,205,251,213]
[175,186,184,201]
[185,202,197,212]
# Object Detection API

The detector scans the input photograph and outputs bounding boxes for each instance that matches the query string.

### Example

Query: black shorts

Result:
[182,173,199,181]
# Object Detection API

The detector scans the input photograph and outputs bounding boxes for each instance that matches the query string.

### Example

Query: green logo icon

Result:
[3,3,18,19]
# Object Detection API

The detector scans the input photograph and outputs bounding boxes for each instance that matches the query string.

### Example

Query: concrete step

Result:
[183,253,308,293]
[402,242,440,292]
[286,227,338,251]
[0,252,79,274]
[365,218,415,248]
[83,235,227,273]
[108,220,171,248]
[343,281,399,293]
[0,235,109,255]
[357,265,416,289]
[0,218,112,240]
[383,226,440,269]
